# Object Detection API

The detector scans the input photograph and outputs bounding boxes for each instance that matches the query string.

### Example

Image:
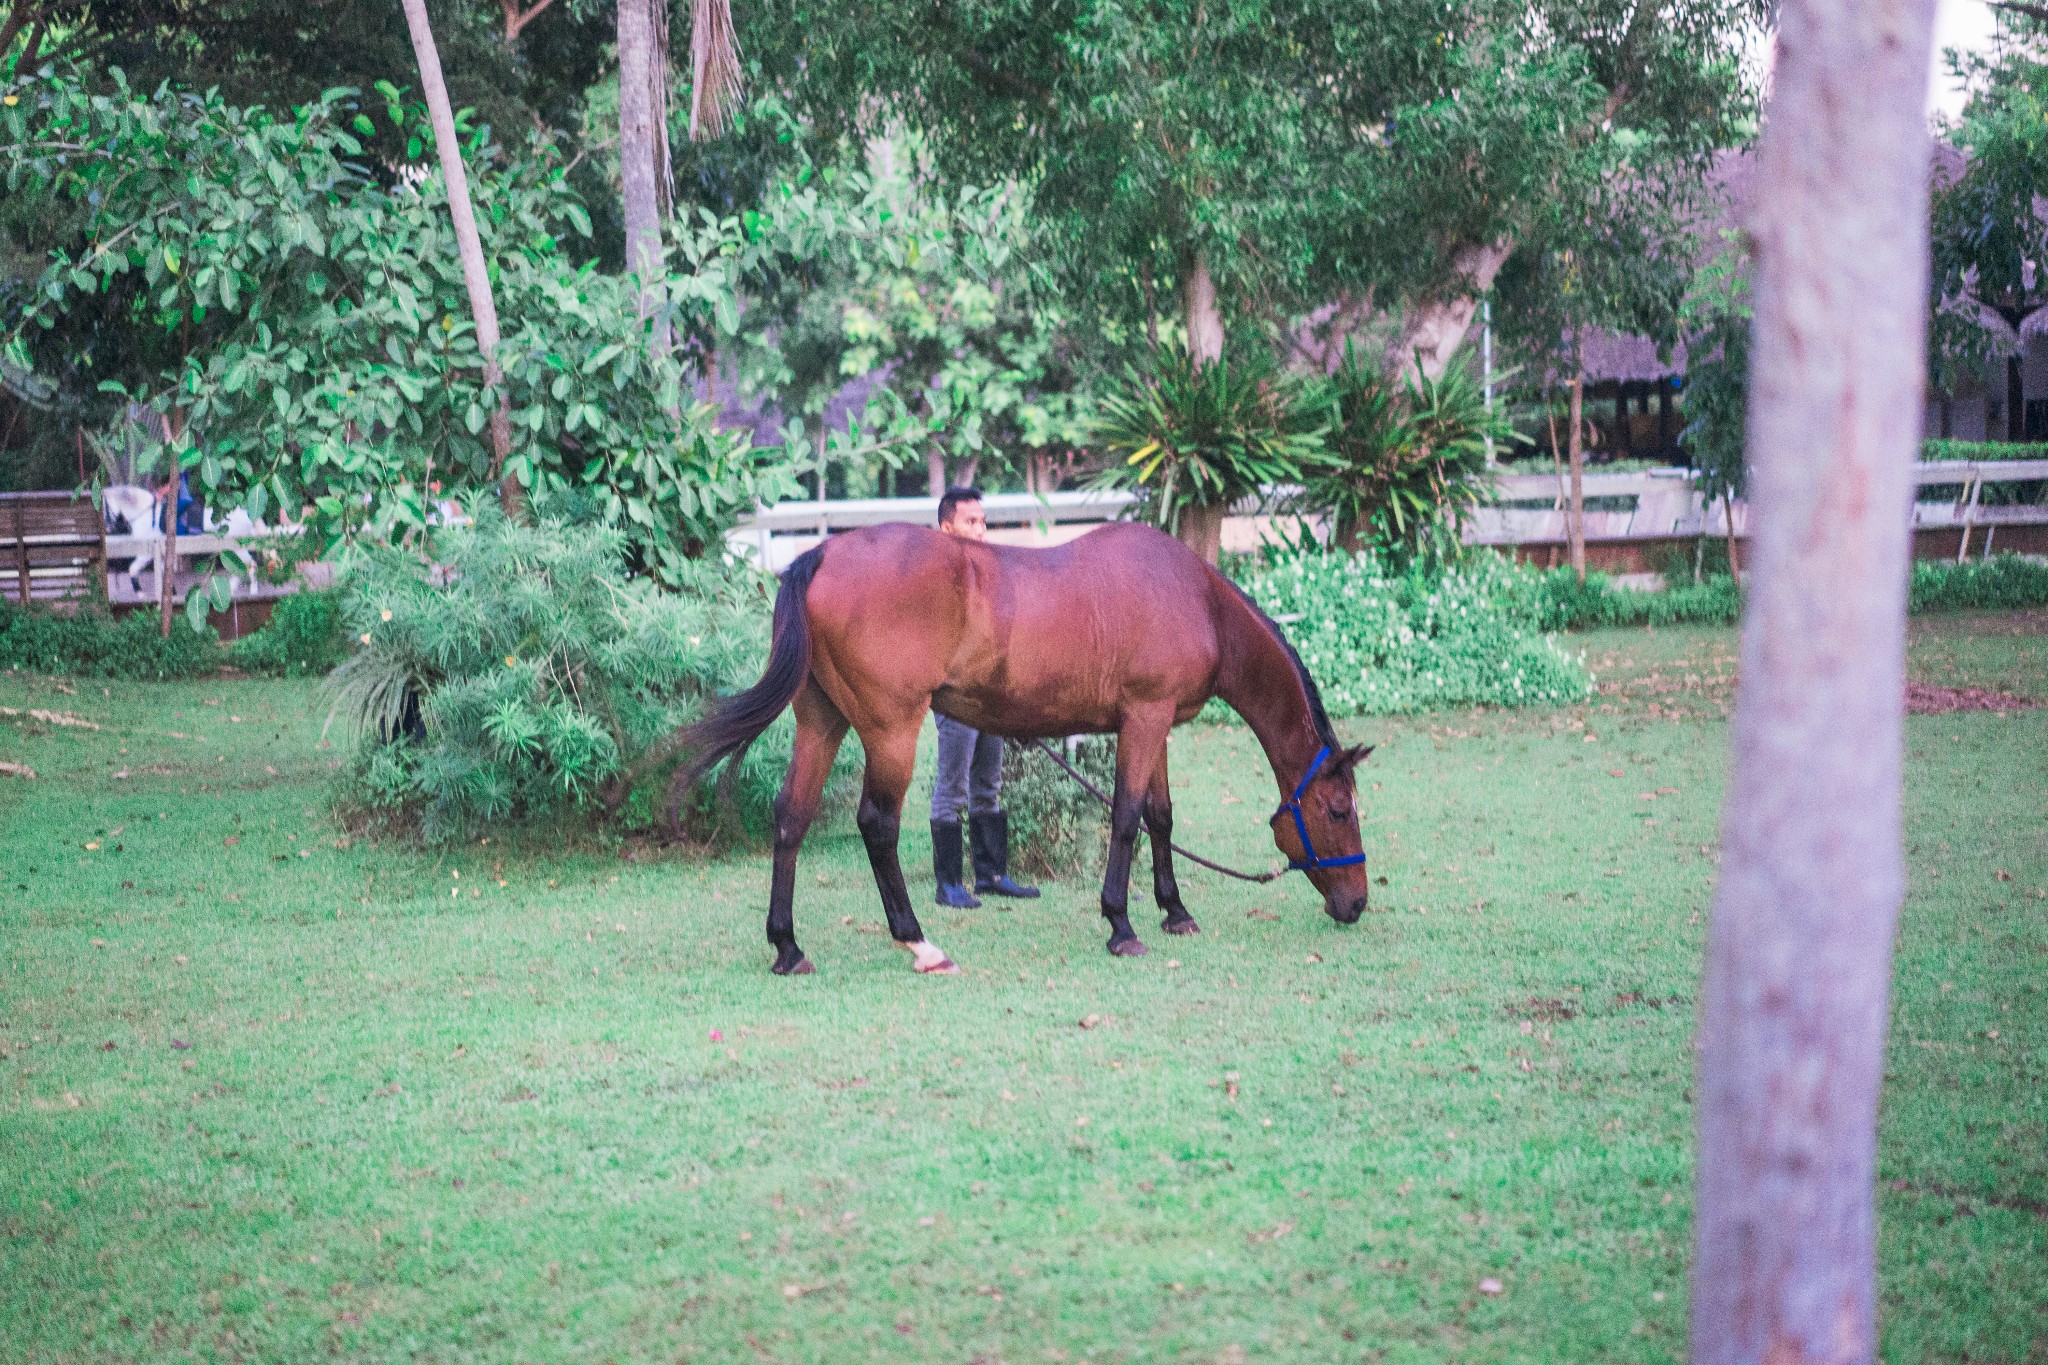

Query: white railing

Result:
[1462,461,2048,550]
[727,490,1139,568]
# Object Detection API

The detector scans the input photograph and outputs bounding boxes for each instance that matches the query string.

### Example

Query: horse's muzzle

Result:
[1327,895,1367,925]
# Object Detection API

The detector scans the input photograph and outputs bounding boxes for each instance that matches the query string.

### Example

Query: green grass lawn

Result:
[2,612,2043,1364]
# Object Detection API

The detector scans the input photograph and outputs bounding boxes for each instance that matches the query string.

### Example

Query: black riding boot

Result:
[931,820,981,908]
[970,811,1040,899]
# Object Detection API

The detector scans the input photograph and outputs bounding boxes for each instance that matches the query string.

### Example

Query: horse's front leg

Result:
[1102,708,1172,957]
[854,713,957,975]
[1146,757,1198,936]
[763,683,848,975]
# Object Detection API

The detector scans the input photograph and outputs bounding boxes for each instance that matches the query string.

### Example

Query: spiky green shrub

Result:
[1295,347,1518,555]
[326,514,811,843]
[1237,550,1590,714]
[1089,346,1327,534]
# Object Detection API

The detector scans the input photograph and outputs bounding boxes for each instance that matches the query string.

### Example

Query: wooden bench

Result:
[0,491,107,609]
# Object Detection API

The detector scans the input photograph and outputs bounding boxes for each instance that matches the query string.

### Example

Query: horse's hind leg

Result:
[855,716,957,974]
[1102,706,1172,957]
[1147,755,1199,936]
[764,683,848,976]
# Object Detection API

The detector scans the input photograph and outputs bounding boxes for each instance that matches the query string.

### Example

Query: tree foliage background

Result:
[3,0,1765,555]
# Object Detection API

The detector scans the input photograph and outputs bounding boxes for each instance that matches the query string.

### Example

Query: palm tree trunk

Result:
[1690,0,1936,1360]
[398,0,520,517]
[617,0,673,353]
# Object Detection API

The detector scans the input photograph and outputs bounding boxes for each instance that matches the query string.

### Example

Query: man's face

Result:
[940,500,987,542]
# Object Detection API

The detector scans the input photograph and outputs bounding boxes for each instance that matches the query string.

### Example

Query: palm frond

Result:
[688,0,744,141]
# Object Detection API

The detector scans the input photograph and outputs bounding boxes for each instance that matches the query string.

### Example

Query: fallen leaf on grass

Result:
[0,761,34,779]
[1478,1277,1504,1296]
[1608,769,1624,778]
[170,1039,191,1050]
[1078,1014,1102,1030]
[1245,908,1279,921]
[222,836,239,847]
[1247,1220,1296,1244]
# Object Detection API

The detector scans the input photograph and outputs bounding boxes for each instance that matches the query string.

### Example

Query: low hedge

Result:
[0,587,347,681]
[0,600,222,680]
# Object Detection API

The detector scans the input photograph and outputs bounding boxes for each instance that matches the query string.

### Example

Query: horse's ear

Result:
[1346,744,1375,767]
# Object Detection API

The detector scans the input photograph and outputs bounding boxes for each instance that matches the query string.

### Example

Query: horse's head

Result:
[1271,742,1374,923]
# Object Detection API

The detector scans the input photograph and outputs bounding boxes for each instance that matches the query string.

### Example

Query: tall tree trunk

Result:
[1141,260,1159,351]
[1690,0,1936,1362]
[2005,352,2023,441]
[0,3,40,64]
[498,0,557,43]
[617,0,673,352]
[1722,487,1742,585]
[1183,248,1223,367]
[399,0,520,517]
[1178,246,1226,563]
[1388,241,1513,381]
[927,447,946,497]
[1566,369,1586,584]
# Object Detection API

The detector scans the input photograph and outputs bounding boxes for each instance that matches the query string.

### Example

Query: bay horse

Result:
[667,521,1373,975]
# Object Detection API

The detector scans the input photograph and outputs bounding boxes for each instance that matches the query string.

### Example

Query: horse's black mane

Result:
[1222,578,1340,751]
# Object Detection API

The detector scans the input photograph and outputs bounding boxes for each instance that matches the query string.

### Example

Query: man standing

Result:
[930,486,1041,907]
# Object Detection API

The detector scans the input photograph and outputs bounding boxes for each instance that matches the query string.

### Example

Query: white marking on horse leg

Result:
[902,939,959,974]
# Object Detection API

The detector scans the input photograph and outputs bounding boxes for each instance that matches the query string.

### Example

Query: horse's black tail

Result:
[658,545,825,831]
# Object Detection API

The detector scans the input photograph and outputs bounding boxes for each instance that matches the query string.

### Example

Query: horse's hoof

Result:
[771,953,813,976]
[1107,937,1149,957]
[1161,913,1201,935]
[903,940,959,974]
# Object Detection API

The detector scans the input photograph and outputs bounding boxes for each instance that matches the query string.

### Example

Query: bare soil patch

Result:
[1905,683,2039,715]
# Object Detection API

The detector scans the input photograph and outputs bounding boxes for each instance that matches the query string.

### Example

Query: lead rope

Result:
[1029,739,1287,884]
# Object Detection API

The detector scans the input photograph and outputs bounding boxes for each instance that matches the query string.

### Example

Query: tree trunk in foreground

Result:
[617,0,673,353]
[1690,0,1936,1360]
[1566,370,1586,584]
[398,0,520,517]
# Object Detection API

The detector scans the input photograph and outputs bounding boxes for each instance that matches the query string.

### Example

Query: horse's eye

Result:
[1329,802,1352,821]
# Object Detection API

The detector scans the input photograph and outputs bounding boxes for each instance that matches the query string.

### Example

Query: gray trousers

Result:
[930,714,1003,823]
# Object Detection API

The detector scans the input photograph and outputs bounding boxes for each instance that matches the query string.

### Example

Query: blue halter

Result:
[1274,744,1367,872]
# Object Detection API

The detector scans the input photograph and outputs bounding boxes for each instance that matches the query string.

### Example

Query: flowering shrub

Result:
[1237,551,1590,714]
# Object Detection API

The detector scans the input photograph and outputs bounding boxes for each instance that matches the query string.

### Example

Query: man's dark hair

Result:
[937,485,984,527]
